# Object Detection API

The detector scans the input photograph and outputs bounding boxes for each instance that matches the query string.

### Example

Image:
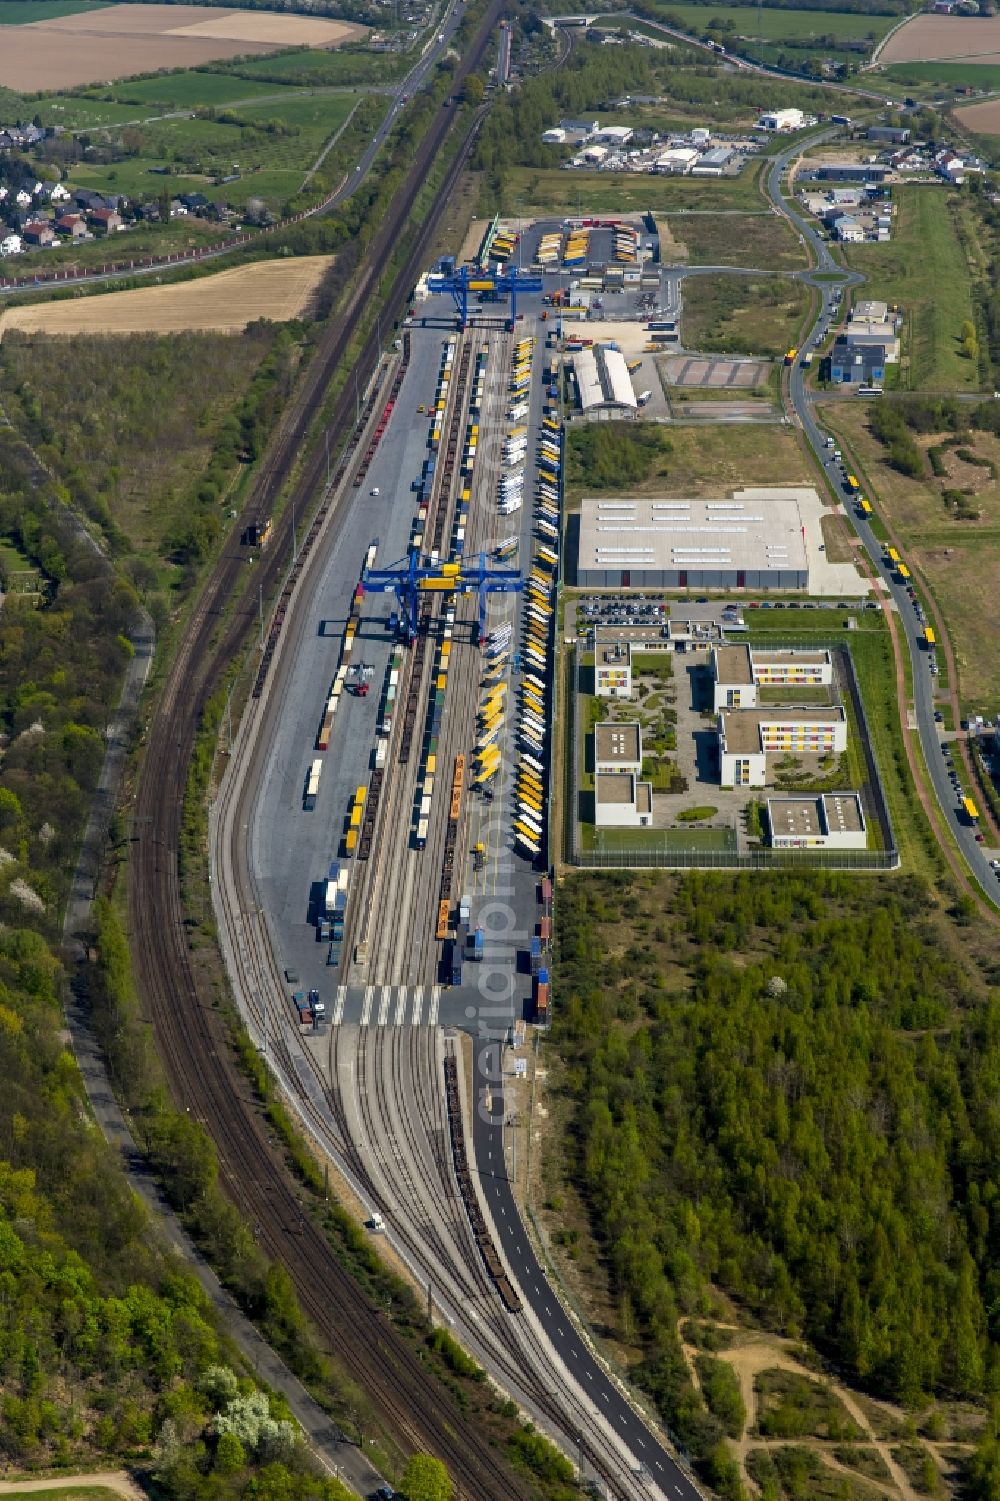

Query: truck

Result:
[529,935,542,975]
[637,390,652,406]
[801,351,814,367]
[468,927,485,962]
[534,969,549,1024]
[784,348,797,366]
[459,893,471,926]
[831,113,851,127]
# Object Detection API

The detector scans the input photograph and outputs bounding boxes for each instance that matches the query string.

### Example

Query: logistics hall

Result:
[575,491,809,590]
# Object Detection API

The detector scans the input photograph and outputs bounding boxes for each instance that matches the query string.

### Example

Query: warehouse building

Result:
[717,705,847,787]
[595,772,653,827]
[573,345,637,414]
[767,791,867,849]
[712,644,833,710]
[594,720,642,775]
[576,493,809,590]
[758,107,804,131]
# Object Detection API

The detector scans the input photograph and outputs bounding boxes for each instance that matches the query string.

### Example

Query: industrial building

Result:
[758,107,804,132]
[595,772,653,827]
[594,720,642,775]
[767,792,867,849]
[576,492,810,590]
[717,705,848,787]
[712,644,833,710]
[573,345,637,414]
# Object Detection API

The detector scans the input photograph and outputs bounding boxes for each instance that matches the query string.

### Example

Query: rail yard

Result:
[207,225,703,1497]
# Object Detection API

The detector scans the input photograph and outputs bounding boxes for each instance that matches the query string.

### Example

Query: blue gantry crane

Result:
[362,551,523,644]
[425,262,543,330]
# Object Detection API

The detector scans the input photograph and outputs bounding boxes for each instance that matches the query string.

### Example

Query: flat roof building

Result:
[759,107,804,131]
[712,643,833,710]
[594,720,642,775]
[594,632,632,698]
[767,791,867,849]
[576,492,809,590]
[718,705,847,787]
[595,772,653,827]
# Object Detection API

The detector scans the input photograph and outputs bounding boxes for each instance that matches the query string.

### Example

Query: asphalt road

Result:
[472,1087,704,1501]
[769,133,1000,901]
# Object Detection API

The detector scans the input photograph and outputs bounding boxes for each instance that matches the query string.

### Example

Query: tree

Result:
[463,73,485,105]
[400,1453,452,1501]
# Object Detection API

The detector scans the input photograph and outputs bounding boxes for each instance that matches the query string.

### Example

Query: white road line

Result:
[333,986,347,1026]
[360,985,374,1027]
[394,988,406,1025]
[411,985,423,1025]
[428,985,440,1025]
[378,986,391,1026]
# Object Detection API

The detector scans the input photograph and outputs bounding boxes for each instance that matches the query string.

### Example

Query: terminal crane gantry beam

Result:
[362,551,523,644]
[426,262,543,330]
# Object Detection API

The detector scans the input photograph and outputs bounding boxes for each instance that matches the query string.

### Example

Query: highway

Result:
[768,132,999,899]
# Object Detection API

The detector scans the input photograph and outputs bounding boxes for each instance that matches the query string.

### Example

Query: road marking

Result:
[428,985,440,1025]
[411,986,423,1025]
[378,986,391,1026]
[360,985,374,1026]
[394,988,406,1025]
[333,986,347,1026]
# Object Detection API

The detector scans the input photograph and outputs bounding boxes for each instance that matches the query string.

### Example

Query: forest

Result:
[552,869,1000,1496]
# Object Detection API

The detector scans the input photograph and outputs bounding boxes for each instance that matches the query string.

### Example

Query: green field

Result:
[215,46,407,86]
[681,273,810,359]
[40,95,165,128]
[0,0,108,18]
[668,211,807,270]
[883,58,1000,92]
[642,2,895,43]
[842,187,979,392]
[97,72,300,108]
[497,164,765,218]
[58,91,357,210]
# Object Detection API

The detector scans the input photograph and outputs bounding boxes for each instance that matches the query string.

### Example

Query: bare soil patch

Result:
[955,97,1000,135]
[0,3,365,89]
[881,12,1000,62]
[0,256,330,337]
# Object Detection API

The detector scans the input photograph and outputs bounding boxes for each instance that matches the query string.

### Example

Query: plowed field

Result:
[0,256,330,337]
[0,3,366,89]
[881,12,1000,62]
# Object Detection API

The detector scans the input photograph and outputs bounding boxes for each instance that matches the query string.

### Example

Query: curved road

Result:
[770,132,999,900]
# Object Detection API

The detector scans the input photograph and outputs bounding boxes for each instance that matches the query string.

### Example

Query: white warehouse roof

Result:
[578,495,808,573]
[574,346,637,412]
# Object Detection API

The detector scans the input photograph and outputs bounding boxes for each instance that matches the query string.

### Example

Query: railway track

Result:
[125,4,543,1492]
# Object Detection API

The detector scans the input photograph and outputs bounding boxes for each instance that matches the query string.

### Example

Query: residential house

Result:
[72,188,109,212]
[89,206,122,233]
[0,233,23,256]
[55,212,87,238]
[21,220,55,246]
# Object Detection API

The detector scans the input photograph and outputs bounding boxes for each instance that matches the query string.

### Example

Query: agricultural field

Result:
[881,12,1000,65]
[681,273,810,360]
[0,0,109,19]
[842,188,979,393]
[643,1,895,45]
[955,96,1000,137]
[883,58,1000,94]
[213,44,408,86]
[818,400,1000,710]
[0,3,367,91]
[665,211,807,270]
[0,254,330,336]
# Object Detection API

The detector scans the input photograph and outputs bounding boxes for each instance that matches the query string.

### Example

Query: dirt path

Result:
[0,1474,145,1500]
[698,1333,920,1501]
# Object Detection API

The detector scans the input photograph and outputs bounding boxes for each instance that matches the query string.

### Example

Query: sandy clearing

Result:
[0,255,330,338]
[0,1473,145,1501]
[881,12,1000,62]
[0,4,367,88]
[955,97,1000,133]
